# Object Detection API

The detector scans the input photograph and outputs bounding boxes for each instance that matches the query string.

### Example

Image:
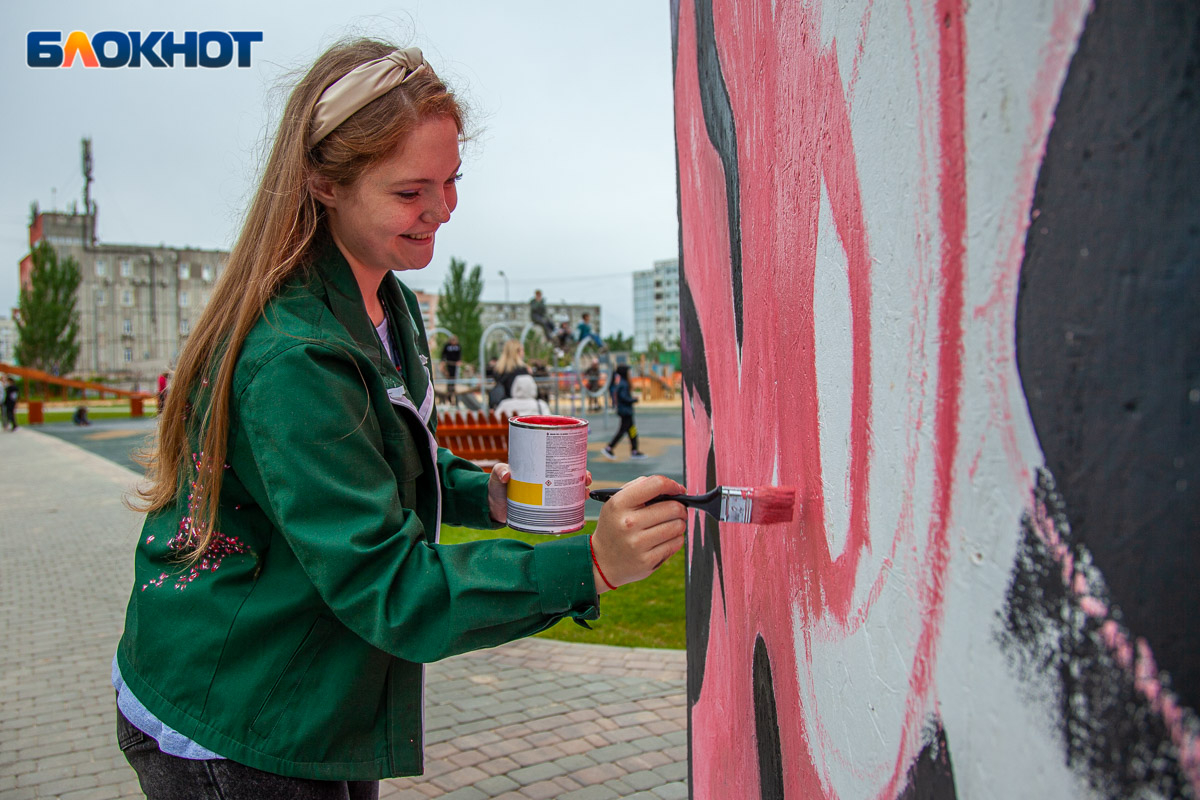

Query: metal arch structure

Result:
[427,326,455,364]
[573,338,613,400]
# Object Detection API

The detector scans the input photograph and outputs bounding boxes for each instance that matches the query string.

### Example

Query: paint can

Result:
[506,415,590,534]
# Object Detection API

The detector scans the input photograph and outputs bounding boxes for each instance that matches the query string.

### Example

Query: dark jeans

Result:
[531,315,555,339]
[608,413,638,451]
[117,705,379,800]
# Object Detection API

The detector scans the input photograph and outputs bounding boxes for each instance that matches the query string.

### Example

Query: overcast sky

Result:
[0,1,679,338]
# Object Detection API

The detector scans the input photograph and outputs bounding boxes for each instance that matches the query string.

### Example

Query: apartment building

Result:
[632,257,680,352]
[19,210,227,385]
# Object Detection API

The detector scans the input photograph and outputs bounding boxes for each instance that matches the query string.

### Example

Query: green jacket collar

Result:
[309,235,435,428]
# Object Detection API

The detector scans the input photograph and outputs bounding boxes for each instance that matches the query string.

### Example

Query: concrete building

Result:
[632,257,680,352]
[0,315,15,365]
[411,289,440,334]
[476,299,601,343]
[19,209,227,386]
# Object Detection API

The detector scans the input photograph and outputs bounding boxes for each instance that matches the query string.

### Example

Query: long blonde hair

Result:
[133,38,464,562]
[494,340,526,375]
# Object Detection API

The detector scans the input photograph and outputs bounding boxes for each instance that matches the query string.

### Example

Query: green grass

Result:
[440,522,686,650]
[14,405,158,425]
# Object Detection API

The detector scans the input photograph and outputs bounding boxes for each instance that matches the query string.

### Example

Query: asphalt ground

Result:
[0,403,687,799]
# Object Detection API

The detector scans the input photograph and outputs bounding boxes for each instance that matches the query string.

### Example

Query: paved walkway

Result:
[0,425,686,799]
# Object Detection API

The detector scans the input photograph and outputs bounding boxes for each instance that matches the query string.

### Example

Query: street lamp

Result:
[497,270,509,304]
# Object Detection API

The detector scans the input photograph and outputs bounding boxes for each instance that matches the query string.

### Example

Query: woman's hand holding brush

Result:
[589,475,688,593]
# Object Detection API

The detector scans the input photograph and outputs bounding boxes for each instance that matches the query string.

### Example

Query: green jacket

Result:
[116,239,599,780]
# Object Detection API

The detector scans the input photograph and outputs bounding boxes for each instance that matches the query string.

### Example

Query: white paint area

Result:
[789,0,1095,798]
[813,176,853,560]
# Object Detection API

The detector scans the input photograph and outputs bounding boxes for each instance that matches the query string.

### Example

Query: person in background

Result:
[113,38,686,798]
[440,334,462,406]
[2,376,18,431]
[603,364,646,460]
[156,372,169,416]
[576,312,605,350]
[584,357,603,413]
[553,320,575,357]
[529,289,555,340]
[491,339,530,407]
[493,373,550,418]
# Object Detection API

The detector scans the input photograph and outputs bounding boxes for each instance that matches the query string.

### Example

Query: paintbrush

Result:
[588,486,797,525]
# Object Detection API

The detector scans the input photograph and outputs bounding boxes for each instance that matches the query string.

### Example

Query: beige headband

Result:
[308,47,427,147]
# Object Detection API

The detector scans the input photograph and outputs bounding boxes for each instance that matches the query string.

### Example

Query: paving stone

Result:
[431,765,489,792]
[625,769,667,791]
[475,774,521,794]
[518,779,564,799]
[478,755,521,777]
[588,742,639,763]
[653,760,688,782]
[508,760,567,785]
[603,778,638,796]
[569,761,627,785]
[559,786,620,800]
[440,787,489,800]
[652,781,689,800]
[2,425,690,800]
[59,787,124,800]
[552,753,596,773]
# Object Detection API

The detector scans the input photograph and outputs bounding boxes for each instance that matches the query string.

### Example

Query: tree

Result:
[436,257,484,365]
[604,331,634,352]
[15,241,81,380]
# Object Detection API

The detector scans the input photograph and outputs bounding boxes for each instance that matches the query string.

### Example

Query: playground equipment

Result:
[452,320,615,418]
[0,362,154,424]
[572,337,612,414]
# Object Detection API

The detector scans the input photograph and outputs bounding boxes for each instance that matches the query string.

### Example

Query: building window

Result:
[202,265,213,282]
[179,291,189,307]
[179,263,190,281]
[124,348,133,363]
[95,289,106,305]
[123,319,132,335]
[121,289,133,306]
[95,260,107,278]
[120,258,133,277]
[179,319,190,335]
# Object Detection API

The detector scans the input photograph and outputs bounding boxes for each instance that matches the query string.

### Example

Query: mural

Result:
[672,0,1199,798]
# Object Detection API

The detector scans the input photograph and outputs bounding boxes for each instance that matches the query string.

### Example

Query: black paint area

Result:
[896,720,958,800]
[670,0,680,70]
[693,0,745,352]
[997,468,1198,800]
[677,270,711,413]
[753,636,785,800]
[1015,0,1200,712]
[687,443,725,709]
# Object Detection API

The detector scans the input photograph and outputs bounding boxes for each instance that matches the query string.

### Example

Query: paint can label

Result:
[506,415,589,534]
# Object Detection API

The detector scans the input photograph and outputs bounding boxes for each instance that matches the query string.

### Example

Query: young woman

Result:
[115,38,686,798]
[492,338,530,404]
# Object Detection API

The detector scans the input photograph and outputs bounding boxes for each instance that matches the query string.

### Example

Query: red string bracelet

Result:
[589,535,617,591]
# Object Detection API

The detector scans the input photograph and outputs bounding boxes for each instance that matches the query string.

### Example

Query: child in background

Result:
[603,364,646,460]
[575,313,605,350]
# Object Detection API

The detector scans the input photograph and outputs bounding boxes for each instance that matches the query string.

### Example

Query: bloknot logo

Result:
[27,31,263,68]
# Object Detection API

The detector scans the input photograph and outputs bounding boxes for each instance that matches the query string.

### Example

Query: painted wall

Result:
[672,1,1199,798]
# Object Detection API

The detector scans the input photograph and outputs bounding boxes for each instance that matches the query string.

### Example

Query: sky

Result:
[0,1,679,338]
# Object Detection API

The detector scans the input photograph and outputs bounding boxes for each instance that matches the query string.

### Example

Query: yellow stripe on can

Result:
[507,478,544,506]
